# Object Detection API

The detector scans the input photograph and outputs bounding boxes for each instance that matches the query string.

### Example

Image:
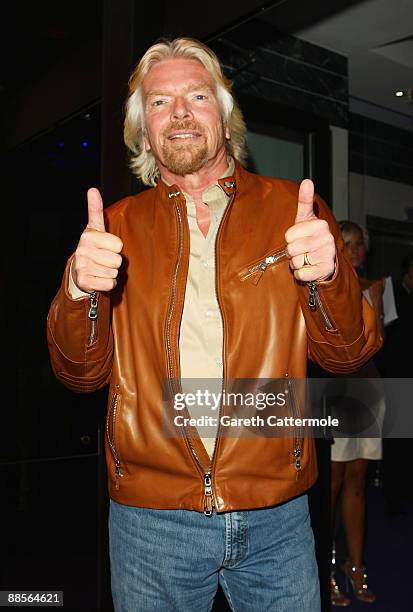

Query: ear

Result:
[225,125,230,140]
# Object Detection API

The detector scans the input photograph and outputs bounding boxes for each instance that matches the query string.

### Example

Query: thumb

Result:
[87,187,106,232]
[295,179,315,223]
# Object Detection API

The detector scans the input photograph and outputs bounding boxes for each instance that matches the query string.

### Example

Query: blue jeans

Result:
[109,494,321,611]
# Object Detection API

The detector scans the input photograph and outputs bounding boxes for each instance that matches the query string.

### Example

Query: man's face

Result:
[142,58,230,176]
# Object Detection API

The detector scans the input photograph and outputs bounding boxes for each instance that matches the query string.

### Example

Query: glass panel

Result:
[247,130,305,182]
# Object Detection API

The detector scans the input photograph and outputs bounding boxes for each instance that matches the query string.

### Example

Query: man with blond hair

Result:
[47,38,381,611]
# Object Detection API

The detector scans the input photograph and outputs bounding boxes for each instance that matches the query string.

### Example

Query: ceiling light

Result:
[393,88,413,103]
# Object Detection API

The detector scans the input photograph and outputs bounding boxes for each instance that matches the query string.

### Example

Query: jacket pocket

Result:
[238,246,288,285]
[106,384,123,489]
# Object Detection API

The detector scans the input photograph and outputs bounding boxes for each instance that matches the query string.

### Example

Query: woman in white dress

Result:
[330,221,385,606]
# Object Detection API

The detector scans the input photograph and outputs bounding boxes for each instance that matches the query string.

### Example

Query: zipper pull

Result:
[239,250,288,284]
[240,256,274,284]
[293,447,302,471]
[87,292,98,345]
[308,282,317,310]
[114,459,123,490]
[259,256,277,272]
[88,292,98,320]
[203,472,214,517]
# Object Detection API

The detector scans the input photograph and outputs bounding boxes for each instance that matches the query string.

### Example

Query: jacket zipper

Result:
[207,191,237,500]
[308,281,335,331]
[239,248,287,283]
[286,376,302,478]
[106,385,123,489]
[204,472,214,517]
[166,192,213,515]
[87,291,98,345]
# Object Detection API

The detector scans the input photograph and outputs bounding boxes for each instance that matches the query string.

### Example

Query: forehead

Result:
[142,58,215,94]
[350,229,363,241]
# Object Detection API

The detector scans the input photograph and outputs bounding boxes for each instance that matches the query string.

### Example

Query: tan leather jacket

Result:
[47,163,381,514]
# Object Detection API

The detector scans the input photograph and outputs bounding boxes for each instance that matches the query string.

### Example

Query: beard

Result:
[161,121,209,176]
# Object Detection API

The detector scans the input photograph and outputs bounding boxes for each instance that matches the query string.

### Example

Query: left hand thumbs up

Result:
[295,179,316,223]
[285,179,336,282]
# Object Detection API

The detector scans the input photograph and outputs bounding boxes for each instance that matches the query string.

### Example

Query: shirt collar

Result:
[161,157,235,195]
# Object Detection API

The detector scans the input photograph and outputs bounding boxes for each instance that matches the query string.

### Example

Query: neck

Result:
[160,150,229,198]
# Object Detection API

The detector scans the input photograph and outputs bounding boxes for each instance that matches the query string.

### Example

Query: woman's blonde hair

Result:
[338,220,370,251]
[124,37,247,186]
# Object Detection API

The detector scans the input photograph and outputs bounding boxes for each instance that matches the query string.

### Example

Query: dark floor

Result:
[0,457,98,612]
[334,480,413,612]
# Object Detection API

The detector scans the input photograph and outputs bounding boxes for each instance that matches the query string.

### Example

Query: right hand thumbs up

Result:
[72,188,123,293]
[87,187,106,232]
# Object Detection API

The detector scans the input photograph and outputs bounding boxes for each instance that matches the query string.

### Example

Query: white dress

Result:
[331,366,385,462]
[331,435,383,461]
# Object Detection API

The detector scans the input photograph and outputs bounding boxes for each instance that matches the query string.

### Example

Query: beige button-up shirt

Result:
[179,159,234,458]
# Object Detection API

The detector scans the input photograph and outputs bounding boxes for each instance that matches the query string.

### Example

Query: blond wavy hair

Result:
[338,220,370,251]
[124,37,247,186]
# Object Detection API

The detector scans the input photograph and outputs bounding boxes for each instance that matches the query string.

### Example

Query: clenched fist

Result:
[72,188,123,293]
[285,179,336,282]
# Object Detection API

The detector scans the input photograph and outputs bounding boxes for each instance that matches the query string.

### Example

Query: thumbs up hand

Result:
[285,179,336,282]
[72,188,123,293]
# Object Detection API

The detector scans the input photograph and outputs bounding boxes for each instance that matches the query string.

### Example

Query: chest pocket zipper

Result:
[239,247,288,285]
[106,385,123,489]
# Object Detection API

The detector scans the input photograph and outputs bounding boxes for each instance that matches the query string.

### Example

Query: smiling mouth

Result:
[168,132,201,141]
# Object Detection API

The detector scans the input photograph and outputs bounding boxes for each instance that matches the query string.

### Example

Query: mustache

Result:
[163,121,205,138]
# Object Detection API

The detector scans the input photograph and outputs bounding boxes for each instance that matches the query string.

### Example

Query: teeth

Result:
[171,134,195,139]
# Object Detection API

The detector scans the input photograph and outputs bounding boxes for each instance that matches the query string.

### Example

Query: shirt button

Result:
[206,309,213,318]
[216,358,223,367]
[202,261,208,268]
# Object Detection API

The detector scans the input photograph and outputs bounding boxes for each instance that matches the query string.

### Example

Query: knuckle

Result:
[80,229,94,245]
[76,255,88,270]
[100,278,116,292]
[75,243,87,258]
[78,233,88,247]
[96,280,104,292]
[285,243,294,258]
[76,272,87,288]
[290,256,299,270]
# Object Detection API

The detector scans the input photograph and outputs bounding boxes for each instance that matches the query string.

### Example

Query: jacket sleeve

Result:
[295,195,383,374]
[46,255,114,392]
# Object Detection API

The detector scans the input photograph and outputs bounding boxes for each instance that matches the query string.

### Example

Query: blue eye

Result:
[194,94,206,100]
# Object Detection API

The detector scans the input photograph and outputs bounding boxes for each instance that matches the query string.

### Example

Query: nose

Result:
[172,96,192,120]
